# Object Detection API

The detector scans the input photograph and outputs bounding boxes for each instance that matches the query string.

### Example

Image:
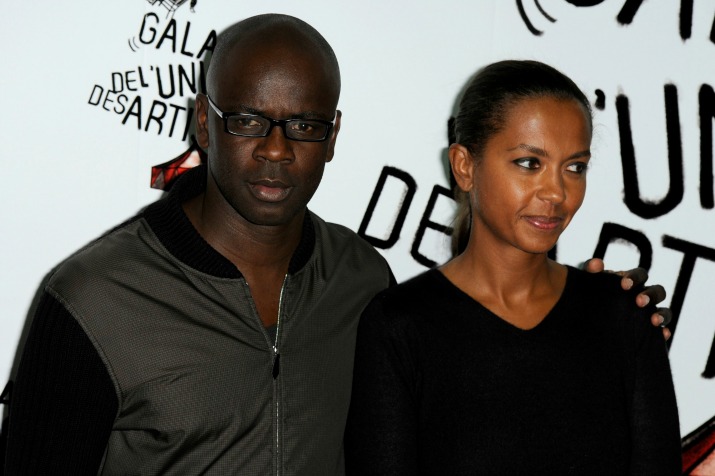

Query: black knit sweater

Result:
[345,267,681,475]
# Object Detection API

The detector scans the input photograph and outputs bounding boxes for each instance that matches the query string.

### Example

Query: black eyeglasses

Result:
[206,95,336,142]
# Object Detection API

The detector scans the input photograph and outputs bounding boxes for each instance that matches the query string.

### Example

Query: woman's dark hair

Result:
[449,59,593,256]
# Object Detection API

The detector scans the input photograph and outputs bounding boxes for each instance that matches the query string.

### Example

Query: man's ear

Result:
[325,110,341,163]
[449,143,475,193]
[195,93,210,150]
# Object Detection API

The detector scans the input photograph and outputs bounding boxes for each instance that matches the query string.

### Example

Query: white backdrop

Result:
[2,0,714,449]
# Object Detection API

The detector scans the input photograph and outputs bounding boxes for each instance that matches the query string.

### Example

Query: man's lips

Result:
[523,215,564,230]
[249,179,292,203]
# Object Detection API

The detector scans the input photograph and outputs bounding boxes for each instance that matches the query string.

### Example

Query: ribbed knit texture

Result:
[346,266,681,475]
[5,294,117,475]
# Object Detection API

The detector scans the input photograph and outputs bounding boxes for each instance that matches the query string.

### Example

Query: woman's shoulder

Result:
[562,265,654,332]
[564,265,637,305]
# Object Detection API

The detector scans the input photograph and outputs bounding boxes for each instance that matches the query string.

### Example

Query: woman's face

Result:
[465,96,592,257]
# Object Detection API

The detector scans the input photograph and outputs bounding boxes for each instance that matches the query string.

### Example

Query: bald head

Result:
[207,14,341,106]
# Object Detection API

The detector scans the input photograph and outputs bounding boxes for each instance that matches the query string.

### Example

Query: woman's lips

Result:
[523,215,564,230]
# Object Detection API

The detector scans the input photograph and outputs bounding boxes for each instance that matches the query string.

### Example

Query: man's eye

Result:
[514,158,539,169]
[233,117,262,129]
[289,122,316,133]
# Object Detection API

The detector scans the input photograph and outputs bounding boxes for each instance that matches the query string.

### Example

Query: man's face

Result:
[197,39,341,228]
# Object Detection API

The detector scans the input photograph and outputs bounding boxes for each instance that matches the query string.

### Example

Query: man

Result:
[4,13,669,475]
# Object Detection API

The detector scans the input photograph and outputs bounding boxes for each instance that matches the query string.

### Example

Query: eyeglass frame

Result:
[205,95,336,142]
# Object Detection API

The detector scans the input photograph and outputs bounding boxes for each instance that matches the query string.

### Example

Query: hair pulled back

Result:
[450,60,592,256]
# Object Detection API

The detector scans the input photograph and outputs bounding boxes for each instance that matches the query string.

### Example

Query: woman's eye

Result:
[514,158,540,170]
[566,162,589,174]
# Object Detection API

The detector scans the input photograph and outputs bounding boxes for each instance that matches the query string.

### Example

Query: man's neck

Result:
[181,189,303,274]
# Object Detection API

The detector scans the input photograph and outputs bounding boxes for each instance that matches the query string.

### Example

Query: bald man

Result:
[5,14,392,475]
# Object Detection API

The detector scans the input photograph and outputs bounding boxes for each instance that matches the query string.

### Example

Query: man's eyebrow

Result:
[231,104,332,120]
[507,143,591,160]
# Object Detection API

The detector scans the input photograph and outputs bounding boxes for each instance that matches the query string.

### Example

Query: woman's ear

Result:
[449,144,475,193]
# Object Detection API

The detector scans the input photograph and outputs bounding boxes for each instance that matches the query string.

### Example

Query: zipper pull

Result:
[272,352,280,379]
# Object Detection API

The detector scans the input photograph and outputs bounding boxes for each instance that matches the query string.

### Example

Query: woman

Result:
[345,60,681,475]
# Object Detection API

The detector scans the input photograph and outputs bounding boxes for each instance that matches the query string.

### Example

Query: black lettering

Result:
[145,100,168,135]
[661,235,715,344]
[548,245,557,261]
[592,222,653,270]
[178,63,197,96]
[111,72,124,93]
[156,65,175,99]
[138,13,159,45]
[411,185,453,268]
[156,19,177,53]
[680,0,693,39]
[565,1,606,6]
[168,103,187,138]
[699,84,715,209]
[198,60,207,94]
[122,96,142,129]
[357,166,417,249]
[183,106,194,142]
[114,94,128,115]
[703,337,715,378]
[196,30,217,60]
[102,90,116,112]
[616,84,684,218]
[138,66,149,88]
[180,21,194,57]
[125,71,138,92]
[88,85,103,106]
[616,0,644,24]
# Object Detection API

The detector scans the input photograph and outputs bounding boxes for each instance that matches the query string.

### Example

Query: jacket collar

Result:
[143,165,315,279]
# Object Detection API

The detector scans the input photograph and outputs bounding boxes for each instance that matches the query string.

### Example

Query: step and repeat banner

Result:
[1,0,714,471]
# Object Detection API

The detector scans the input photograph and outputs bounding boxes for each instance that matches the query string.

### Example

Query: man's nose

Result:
[255,123,295,163]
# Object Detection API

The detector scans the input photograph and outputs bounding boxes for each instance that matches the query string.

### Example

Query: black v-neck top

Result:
[345,266,681,475]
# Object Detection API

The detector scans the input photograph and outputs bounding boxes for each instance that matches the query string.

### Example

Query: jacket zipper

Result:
[273,275,288,476]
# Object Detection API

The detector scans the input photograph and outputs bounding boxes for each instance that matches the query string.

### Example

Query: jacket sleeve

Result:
[628,302,682,475]
[4,292,118,475]
[344,295,418,476]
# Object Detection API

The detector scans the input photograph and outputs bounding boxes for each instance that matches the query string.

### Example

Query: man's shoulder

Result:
[311,212,383,258]
[48,215,157,290]
[309,211,393,281]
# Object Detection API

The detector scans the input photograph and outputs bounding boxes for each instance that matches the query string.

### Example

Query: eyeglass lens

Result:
[227,115,330,141]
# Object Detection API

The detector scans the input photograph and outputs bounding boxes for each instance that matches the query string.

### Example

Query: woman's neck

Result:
[440,239,567,329]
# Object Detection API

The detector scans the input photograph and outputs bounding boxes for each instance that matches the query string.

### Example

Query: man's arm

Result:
[4,292,118,475]
[584,258,672,339]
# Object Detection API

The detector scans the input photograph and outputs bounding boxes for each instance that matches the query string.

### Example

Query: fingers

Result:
[583,258,605,273]
[621,267,649,289]
[637,284,667,306]
[650,308,672,341]
[651,307,672,327]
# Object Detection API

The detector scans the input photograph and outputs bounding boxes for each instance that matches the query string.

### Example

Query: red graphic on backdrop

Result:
[682,414,715,474]
[150,141,205,190]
